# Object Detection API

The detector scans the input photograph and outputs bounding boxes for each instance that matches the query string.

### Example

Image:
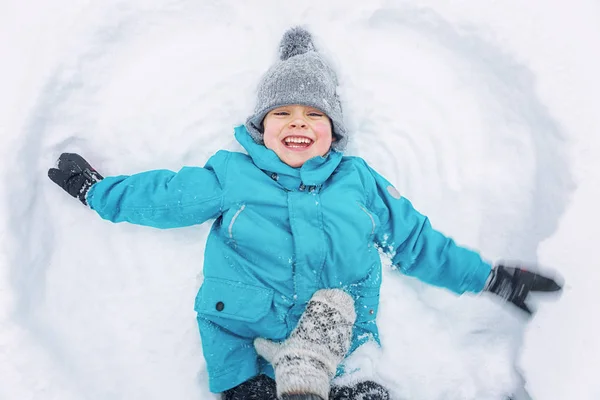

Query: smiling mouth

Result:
[283,136,314,150]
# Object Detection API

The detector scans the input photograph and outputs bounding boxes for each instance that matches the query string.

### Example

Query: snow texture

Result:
[1,1,599,400]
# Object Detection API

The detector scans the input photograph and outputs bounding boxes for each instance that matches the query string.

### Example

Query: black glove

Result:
[48,153,103,206]
[485,264,562,315]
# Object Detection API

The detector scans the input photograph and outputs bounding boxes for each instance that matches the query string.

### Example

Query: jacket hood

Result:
[234,125,342,188]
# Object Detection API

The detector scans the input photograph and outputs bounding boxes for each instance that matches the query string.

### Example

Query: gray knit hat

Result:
[246,27,347,151]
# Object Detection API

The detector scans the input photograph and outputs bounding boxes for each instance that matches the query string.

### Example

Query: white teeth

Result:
[284,137,312,144]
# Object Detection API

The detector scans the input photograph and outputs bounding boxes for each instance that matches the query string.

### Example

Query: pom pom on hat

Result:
[279,27,316,60]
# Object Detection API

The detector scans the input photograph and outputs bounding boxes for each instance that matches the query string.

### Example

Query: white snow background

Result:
[1,0,599,399]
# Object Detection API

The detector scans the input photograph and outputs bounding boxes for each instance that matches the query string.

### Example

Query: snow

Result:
[1,0,599,399]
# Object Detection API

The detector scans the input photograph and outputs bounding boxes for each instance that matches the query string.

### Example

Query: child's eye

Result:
[308,112,323,117]
[273,111,290,116]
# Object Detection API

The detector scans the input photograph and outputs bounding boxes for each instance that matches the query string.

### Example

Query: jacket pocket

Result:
[356,203,378,242]
[357,203,376,235]
[226,204,246,247]
[195,277,273,322]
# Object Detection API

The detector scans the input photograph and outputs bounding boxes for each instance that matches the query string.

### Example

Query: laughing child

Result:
[48,27,561,400]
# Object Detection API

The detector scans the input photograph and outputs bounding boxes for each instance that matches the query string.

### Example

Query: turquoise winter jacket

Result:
[87,125,492,393]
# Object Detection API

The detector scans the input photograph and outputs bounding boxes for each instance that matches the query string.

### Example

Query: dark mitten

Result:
[330,380,390,400]
[222,374,277,400]
[485,264,562,315]
[48,153,103,205]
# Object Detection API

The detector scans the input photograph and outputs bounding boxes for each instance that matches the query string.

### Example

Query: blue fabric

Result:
[87,125,492,393]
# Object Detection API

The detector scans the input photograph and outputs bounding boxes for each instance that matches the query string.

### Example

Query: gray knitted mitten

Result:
[254,289,357,400]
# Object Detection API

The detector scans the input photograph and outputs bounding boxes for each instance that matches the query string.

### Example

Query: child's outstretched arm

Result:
[48,152,228,229]
[361,160,562,314]
[361,160,491,294]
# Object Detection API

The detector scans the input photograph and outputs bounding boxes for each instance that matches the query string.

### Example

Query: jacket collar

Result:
[234,125,342,189]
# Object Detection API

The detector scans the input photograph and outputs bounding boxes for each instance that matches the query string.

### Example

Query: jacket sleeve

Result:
[361,160,492,294]
[86,151,230,229]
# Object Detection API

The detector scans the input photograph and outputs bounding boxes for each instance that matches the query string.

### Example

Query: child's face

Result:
[263,104,334,168]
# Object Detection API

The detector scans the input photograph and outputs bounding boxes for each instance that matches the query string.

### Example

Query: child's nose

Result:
[289,118,307,129]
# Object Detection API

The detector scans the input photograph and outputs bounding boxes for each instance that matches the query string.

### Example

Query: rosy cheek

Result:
[263,128,278,149]
[313,121,332,137]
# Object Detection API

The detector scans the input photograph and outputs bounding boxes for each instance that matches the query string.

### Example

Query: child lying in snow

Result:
[48,27,562,400]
